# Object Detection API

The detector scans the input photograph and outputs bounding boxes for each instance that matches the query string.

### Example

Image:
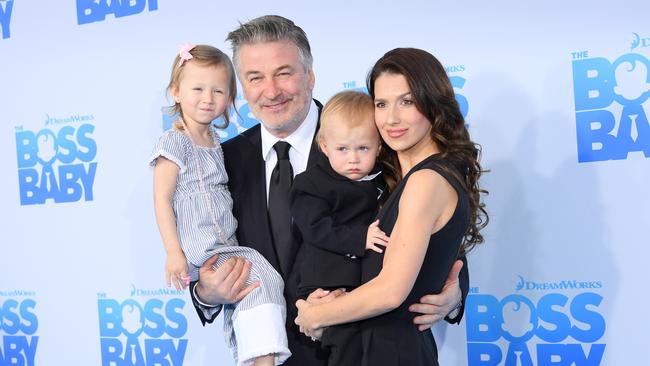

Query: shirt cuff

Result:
[192,284,220,308]
[447,300,462,319]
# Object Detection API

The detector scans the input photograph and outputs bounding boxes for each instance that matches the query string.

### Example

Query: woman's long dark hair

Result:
[367,48,488,254]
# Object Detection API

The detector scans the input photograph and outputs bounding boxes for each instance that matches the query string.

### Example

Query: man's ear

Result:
[307,69,315,91]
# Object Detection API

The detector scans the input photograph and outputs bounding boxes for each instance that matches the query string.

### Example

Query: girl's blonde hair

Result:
[166,45,237,129]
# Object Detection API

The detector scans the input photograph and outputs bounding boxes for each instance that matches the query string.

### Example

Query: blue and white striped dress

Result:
[150,126,290,366]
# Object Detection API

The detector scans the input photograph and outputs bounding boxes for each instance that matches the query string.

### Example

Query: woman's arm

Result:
[296,169,458,331]
[153,157,187,289]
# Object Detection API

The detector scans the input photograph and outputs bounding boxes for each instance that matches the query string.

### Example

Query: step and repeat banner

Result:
[1,1,648,365]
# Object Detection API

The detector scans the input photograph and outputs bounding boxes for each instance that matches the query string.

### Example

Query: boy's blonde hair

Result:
[317,90,375,143]
[166,45,237,129]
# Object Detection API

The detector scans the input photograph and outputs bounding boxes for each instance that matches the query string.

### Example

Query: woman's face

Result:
[373,72,433,153]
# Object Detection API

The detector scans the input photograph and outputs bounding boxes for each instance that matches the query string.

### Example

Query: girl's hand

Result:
[166,251,189,290]
[366,219,389,253]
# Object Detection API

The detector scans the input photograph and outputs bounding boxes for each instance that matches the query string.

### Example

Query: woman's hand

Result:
[296,288,347,341]
[166,250,189,290]
[308,327,324,341]
[296,289,347,340]
[295,299,321,339]
[306,288,346,304]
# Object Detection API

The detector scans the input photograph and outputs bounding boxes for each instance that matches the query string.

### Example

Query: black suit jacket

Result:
[290,160,382,297]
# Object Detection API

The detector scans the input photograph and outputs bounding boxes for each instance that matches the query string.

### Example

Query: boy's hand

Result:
[366,219,389,253]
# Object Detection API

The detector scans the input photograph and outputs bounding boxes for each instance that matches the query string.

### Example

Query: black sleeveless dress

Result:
[359,154,470,366]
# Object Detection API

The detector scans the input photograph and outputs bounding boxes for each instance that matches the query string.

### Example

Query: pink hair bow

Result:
[178,43,196,67]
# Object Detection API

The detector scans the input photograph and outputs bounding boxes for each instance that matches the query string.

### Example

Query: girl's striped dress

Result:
[150,126,290,366]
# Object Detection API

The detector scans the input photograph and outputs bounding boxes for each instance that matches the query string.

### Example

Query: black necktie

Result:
[268,141,294,276]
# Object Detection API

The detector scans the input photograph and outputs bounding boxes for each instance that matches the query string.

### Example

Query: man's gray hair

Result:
[227,15,313,72]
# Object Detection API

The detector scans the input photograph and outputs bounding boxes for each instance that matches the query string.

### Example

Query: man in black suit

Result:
[190,15,469,366]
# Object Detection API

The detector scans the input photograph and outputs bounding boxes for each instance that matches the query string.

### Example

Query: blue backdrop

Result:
[1,1,648,365]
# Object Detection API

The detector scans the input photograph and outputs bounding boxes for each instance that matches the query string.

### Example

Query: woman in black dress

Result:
[295,48,489,365]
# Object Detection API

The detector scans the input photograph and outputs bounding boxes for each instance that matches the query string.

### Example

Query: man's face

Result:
[237,40,315,138]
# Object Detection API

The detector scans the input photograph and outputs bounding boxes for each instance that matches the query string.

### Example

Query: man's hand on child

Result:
[409,259,463,330]
[195,254,259,306]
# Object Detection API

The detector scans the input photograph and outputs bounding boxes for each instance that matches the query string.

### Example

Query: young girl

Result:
[149,44,290,366]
